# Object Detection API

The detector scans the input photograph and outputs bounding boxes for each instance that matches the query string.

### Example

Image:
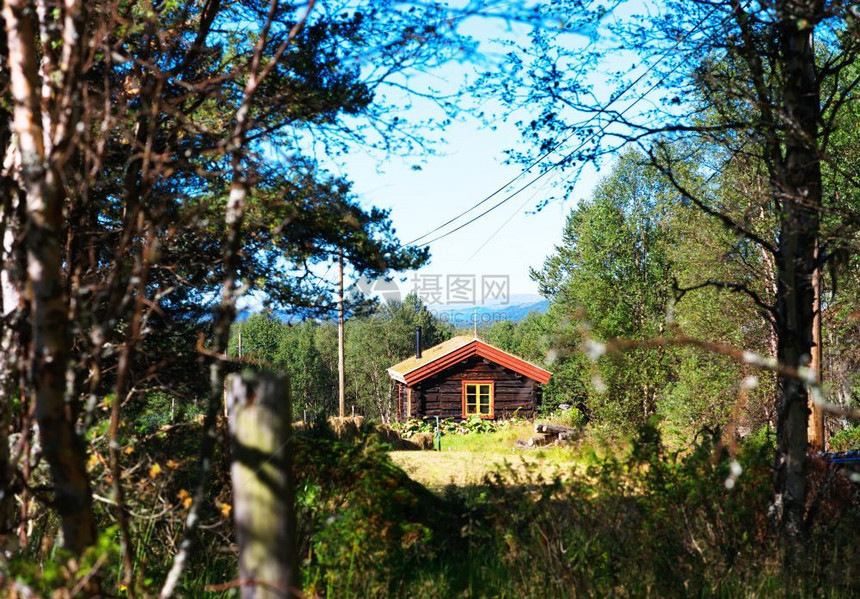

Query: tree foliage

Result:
[0,0,481,575]
[483,0,860,553]
[230,295,455,421]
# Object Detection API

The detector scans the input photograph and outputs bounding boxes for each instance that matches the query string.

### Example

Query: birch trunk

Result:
[808,244,824,451]
[757,239,780,427]
[3,0,96,553]
[0,152,23,555]
[0,43,19,556]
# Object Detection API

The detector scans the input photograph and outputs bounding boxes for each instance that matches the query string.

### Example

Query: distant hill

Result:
[236,293,551,326]
[429,294,549,328]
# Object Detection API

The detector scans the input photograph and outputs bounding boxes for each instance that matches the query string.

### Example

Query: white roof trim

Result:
[386,368,407,384]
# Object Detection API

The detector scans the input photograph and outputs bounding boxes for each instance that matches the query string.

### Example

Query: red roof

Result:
[387,337,552,386]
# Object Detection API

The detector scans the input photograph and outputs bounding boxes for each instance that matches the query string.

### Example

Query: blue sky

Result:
[240,1,677,317]
[328,6,613,303]
[310,1,661,308]
[341,112,586,299]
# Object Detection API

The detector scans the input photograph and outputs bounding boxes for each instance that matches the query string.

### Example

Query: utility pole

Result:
[337,250,345,418]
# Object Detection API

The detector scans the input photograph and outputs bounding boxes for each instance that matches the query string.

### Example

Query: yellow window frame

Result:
[462,381,494,419]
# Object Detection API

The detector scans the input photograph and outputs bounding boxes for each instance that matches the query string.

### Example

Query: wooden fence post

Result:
[226,371,299,598]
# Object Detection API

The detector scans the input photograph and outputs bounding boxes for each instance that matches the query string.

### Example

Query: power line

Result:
[407,2,725,248]
[416,52,692,247]
[466,133,732,264]
[466,154,563,263]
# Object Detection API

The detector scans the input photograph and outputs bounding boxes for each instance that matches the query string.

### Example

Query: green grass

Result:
[438,422,533,451]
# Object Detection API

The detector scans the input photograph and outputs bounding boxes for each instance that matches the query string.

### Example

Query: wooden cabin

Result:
[387,335,552,421]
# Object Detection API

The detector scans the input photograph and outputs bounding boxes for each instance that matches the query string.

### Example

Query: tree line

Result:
[228,295,453,422]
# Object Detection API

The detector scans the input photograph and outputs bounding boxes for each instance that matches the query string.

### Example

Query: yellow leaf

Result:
[149,463,162,478]
[177,488,189,500]
[124,446,134,455]
[87,454,99,470]
[219,502,232,518]
[166,459,180,469]
[183,496,193,509]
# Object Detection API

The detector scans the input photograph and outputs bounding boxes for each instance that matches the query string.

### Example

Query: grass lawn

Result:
[389,422,586,490]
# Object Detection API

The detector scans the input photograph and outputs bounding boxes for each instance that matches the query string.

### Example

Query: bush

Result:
[544,406,586,429]
[8,527,123,596]
[444,422,858,597]
[394,418,436,438]
[127,391,205,435]
[830,424,860,452]
[29,414,854,597]
[294,435,460,596]
[393,416,500,438]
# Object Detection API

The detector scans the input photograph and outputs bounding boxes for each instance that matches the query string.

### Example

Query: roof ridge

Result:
[388,336,552,386]
[472,338,551,376]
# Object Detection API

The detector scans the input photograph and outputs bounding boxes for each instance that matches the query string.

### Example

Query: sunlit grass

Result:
[389,423,587,490]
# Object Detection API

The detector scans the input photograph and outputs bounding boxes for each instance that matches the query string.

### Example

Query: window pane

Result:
[465,383,492,416]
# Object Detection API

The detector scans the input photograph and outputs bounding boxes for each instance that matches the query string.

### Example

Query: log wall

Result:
[397,356,541,420]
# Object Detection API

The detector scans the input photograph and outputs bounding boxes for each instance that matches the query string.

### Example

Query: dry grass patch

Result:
[389,423,584,490]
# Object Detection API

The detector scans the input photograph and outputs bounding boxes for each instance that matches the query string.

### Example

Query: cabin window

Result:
[463,382,494,418]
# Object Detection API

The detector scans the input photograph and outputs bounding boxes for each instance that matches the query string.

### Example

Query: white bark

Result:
[3,0,96,554]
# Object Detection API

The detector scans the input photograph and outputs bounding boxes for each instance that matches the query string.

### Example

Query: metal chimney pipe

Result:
[415,326,422,359]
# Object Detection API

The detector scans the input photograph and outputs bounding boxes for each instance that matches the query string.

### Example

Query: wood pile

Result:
[516,422,580,448]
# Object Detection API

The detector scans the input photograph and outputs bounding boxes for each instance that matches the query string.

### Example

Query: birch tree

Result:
[487,0,860,560]
[3,0,96,553]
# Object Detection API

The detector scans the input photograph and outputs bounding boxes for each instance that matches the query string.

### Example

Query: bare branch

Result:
[674,278,777,321]
[647,146,778,254]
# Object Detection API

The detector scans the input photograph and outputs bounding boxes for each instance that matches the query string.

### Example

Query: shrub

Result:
[294,435,460,596]
[830,424,860,452]
[393,416,500,438]
[545,405,586,429]
[394,418,436,438]
[441,421,858,597]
